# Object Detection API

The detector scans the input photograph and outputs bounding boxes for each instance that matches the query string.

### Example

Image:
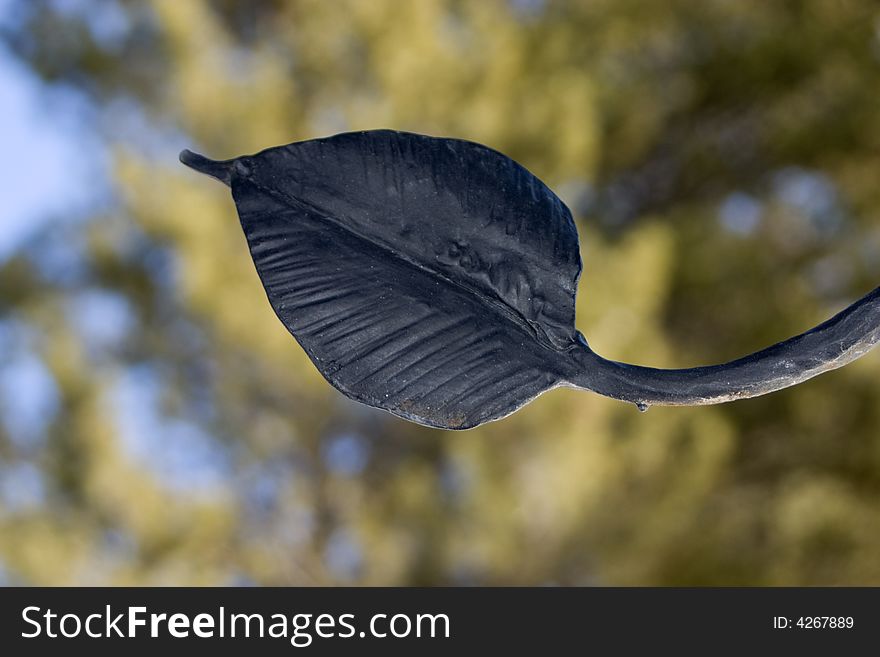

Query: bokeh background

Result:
[1,0,880,585]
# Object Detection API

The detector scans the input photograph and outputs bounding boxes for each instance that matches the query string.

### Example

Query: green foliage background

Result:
[2,0,880,585]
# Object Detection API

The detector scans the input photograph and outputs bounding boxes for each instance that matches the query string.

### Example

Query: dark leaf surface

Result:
[230,130,583,350]
[231,172,567,429]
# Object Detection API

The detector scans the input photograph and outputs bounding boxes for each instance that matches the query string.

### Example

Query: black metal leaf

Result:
[181,130,880,430]
[183,131,581,428]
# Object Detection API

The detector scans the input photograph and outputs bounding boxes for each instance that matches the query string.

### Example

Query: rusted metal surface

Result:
[180,130,880,429]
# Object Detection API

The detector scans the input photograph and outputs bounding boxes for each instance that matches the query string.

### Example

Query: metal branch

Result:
[574,286,880,411]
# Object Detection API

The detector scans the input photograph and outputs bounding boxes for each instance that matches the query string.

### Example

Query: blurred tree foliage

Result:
[1,0,880,585]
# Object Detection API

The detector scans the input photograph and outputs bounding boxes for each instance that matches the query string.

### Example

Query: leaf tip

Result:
[179,149,233,187]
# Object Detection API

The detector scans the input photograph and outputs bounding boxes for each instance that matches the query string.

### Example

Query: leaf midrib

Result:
[237,172,566,353]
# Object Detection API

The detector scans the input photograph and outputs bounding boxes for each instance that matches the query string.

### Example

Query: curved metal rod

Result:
[574,286,880,410]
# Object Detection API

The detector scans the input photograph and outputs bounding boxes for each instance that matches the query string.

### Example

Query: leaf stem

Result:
[574,286,880,408]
